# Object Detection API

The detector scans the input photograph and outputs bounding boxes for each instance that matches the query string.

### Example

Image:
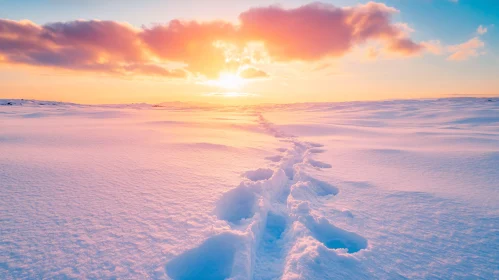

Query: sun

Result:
[211,72,246,90]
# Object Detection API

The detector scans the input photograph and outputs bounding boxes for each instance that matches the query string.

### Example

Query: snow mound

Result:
[243,168,274,181]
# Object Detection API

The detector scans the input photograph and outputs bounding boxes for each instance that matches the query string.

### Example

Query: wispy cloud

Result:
[447,37,485,61]
[477,25,488,35]
[422,37,485,61]
[422,24,489,61]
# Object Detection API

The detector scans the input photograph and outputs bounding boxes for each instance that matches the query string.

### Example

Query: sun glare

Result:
[209,72,246,90]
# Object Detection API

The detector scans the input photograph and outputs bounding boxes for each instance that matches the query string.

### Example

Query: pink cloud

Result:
[44,20,144,61]
[0,19,184,77]
[239,3,352,61]
[388,38,424,55]
[238,2,422,61]
[0,2,424,78]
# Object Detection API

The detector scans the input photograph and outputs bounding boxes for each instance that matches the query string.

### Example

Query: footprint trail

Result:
[166,113,368,280]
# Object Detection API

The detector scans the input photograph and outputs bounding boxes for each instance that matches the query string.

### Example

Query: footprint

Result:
[307,142,324,148]
[265,155,283,162]
[296,176,339,197]
[308,159,332,169]
[243,168,274,181]
[165,233,242,280]
[253,212,288,280]
[293,141,308,150]
[215,185,258,223]
[342,210,354,218]
[344,181,375,189]
[304,216,367,253]
[263,212,287,242]
[284,167,295,180]
[312,178,338,196]
[309,148,326,154]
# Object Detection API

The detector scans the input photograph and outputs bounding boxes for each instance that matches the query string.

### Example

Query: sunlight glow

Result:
[205,72,246,90]
[203,92,258,97]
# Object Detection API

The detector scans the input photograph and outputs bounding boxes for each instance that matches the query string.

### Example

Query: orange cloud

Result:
[0,2,424,78]
[238,67,269,79]
[141,20,238,78]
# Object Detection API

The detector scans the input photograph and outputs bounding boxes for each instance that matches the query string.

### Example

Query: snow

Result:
[1,98,498,279]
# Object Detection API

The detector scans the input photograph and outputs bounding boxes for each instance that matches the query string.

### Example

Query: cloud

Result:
[123,64,187,77]
[388,38,424,55]
[477,25,488,35]
[0,19,184,77]
[422,24,489,61]
[141,20,238,78]
[238,2,422,60]
[367,47,380,59]
[447,37,485,61]
[421,40,444,55]
[0,2,424,78]
[310,62,334,72]
[422,38,485,61]
[238,67,269,79]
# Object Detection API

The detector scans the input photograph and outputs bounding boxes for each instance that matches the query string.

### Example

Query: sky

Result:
[0,0,498,104]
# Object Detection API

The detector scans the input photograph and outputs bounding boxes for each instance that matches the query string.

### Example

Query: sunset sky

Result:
[0,0,498,104]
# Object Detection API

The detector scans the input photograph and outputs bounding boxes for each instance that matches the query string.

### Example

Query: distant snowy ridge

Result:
[0,99,221,110]
[1,97,496,111]
[0,99,79,107]
[165,113,368,280]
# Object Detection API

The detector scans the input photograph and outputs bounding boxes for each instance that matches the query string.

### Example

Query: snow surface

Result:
[1,98,498,279]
